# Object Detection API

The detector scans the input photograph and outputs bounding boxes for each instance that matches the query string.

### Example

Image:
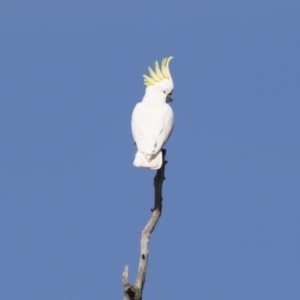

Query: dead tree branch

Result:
[122,149,167,300]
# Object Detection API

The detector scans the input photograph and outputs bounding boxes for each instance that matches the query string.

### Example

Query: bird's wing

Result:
[132,103,158,154]
[131,103,174,155]
[155,105,174,151]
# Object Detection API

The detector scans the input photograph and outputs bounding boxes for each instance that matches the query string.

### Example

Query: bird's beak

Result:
[166,93,173,103]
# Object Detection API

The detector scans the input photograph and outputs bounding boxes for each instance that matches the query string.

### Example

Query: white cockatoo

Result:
[131,57,174,169]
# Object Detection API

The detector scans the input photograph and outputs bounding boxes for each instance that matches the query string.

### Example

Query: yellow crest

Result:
[143,56,174,86]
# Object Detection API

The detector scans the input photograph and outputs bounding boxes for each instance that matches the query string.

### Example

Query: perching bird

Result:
[131,57,174,169]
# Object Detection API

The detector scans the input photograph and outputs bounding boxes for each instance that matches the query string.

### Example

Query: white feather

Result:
[131,91,174,170]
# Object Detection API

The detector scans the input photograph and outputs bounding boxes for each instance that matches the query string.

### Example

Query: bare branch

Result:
[122,150,167,300]
[153,149,167,212]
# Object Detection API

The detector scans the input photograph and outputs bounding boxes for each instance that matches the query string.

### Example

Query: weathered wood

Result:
[122,150,167,300]
[122,266,137,300]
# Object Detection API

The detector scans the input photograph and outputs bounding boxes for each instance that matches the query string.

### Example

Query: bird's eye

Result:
[163,91,166,93]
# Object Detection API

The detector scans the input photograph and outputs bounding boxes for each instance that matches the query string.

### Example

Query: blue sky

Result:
[1,1,300,299]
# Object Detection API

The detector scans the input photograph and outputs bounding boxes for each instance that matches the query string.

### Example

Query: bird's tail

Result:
[133,150,162,170]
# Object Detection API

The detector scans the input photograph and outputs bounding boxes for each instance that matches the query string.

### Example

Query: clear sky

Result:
[1,1,300,299]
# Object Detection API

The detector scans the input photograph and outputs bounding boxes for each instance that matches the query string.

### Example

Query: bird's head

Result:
[143,57,174,103]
